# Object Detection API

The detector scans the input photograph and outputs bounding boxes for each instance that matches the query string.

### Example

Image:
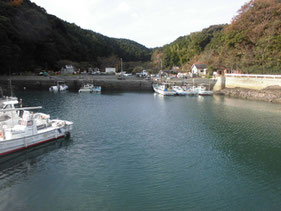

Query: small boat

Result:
[198,84,213,96]
[78,84,101,93]
[172,86,188,96]
[152,83,176,96]
[0,97,73,156]
[183,85,199,95]
[49,81,68,92]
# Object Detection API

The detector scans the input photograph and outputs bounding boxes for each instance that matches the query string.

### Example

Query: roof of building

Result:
[193,63,207,69]
[65,65,74,68]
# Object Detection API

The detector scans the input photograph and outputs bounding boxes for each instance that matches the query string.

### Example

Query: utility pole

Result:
[120,58,123,73]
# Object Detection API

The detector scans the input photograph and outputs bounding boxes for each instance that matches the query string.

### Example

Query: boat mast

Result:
[9,66,14,97]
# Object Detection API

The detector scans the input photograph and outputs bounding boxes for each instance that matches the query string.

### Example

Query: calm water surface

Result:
[0,91,281,210]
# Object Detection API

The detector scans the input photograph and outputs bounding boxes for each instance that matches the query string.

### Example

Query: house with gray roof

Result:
[61,65,76,75]
[191,63,208,77]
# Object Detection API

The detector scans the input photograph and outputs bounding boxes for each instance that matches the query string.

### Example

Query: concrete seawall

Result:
[214,74,281,103]
[0,76,217,93]
[0,75,154,92]
[224,74,281,90]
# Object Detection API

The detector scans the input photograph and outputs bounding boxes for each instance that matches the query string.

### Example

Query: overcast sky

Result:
[31,0,249,48]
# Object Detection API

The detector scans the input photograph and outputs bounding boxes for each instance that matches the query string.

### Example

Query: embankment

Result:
[224,74,281,90]
[214,74,281,103]
[0,75,154,93]
[0,76,217,94]
[216,87,281,103]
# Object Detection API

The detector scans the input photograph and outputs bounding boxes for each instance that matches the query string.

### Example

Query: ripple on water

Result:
[0,92,281,210]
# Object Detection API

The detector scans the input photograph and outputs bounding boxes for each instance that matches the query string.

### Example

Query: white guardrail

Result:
[225,73,281,79]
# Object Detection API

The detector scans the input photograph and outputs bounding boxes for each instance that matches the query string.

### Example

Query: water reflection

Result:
[1,91,281,210]
[0,138,73,172]
[213,95,281,114]
[204,96,281,179]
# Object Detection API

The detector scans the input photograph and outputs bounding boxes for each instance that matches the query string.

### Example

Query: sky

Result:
[31,0,249,48]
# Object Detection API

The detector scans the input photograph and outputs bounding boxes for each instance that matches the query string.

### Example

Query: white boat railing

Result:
[0,106,42,112]
[225,73,281,79]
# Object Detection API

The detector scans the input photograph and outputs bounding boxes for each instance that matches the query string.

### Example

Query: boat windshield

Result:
[1,104,12,110]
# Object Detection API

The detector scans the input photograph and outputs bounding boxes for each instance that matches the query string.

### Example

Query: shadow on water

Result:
[0,137,73,172]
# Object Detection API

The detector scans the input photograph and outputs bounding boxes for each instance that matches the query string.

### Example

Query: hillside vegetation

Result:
[0,0,151,74]
[152,0,281,74]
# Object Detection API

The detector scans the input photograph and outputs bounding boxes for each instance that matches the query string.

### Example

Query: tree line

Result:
[152,0,281,74]
[0,0,152,74]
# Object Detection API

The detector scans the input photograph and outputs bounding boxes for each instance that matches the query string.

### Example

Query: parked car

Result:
[38,72,48,76]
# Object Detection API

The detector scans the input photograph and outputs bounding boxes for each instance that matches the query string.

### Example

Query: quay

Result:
[0,75,216,92]
[0,75,153,92]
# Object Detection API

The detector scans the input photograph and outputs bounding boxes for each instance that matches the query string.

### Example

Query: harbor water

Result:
[1,91,281,210]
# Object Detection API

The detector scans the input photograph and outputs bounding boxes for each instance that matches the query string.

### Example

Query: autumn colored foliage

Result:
[10,0,23,6]
[153,0,281,73]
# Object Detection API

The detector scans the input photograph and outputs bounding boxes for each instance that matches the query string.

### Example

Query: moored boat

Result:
[172,86,188,96]
[0,97,73,156]
[49,81,68,92]
[198,84,213,96]
[78,84,101,93]
[152,83,176,96]
[183,85,199,95]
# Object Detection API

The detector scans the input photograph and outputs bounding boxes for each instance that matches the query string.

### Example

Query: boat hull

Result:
[152,85,176,96]
[198,91,213,96]
[78,88,92,93]
[49,85,68,92]
[154,89,176,96]
[79,88,101,93]
[0,123,73,156]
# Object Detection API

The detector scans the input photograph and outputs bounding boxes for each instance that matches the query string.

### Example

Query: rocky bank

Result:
[216,86,281,103]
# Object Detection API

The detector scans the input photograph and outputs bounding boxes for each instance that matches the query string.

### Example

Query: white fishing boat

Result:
[152,84,176,96]
[172,86,188,95]
[0,97,73,156]
[78,84,101,93]
[198,84,213,96]
[49,81,68,92]
[183,85,199,95]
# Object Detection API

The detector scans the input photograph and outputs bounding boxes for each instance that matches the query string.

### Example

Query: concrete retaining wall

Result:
[0,76,153,92]
[222,74,281,90]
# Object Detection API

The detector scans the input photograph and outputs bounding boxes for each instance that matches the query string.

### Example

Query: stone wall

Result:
[213,74,281,103]
[0,76,153,92]
[225,75,281,90]
[218,87,281,103]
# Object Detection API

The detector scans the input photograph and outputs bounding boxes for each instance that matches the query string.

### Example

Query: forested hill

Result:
[152,0,281,74]
[0,0,151,74]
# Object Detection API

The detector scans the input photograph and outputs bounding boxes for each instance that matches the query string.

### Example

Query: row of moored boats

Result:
[0,82,211,157]
[152,83,213,96]
[49,81,101,93]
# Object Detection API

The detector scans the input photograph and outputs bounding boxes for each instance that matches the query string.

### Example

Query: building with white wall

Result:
[105,68,116,73]
[191,63,208,76]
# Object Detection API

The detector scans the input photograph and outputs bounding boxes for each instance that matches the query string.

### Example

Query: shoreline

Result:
[215,86,281,103]
[0,75,154,92]
[2,75,281,104]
